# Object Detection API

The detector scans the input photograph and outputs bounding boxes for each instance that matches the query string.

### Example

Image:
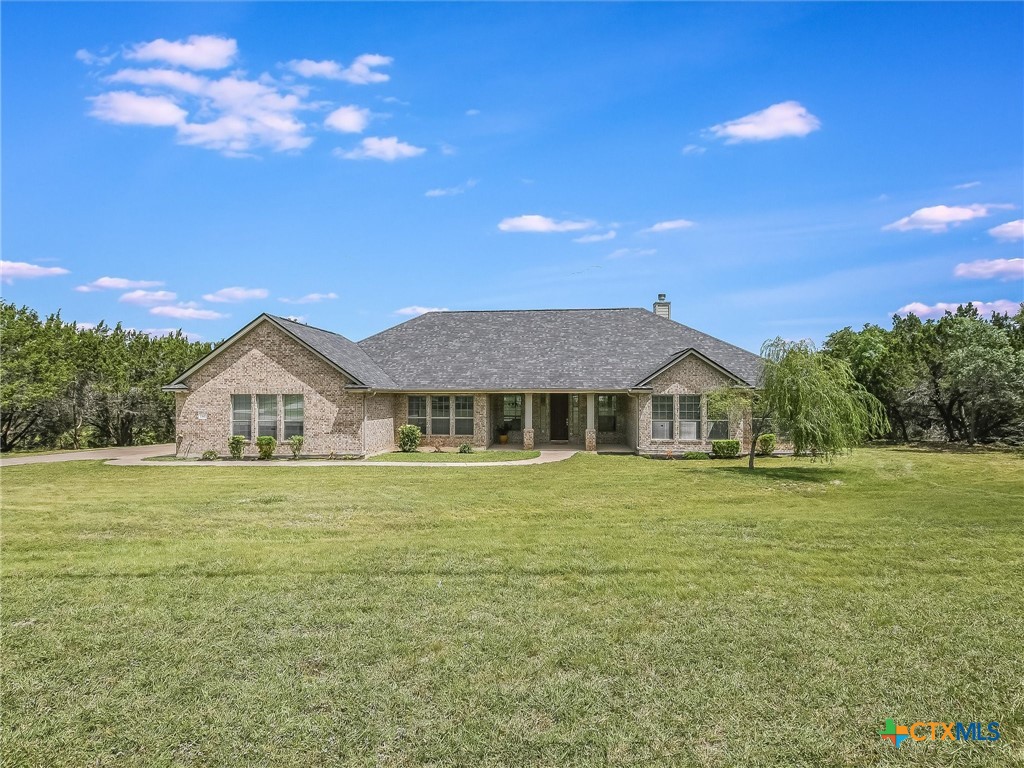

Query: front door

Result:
[550,394,569,441]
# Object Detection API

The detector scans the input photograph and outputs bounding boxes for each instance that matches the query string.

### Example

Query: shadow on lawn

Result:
[711,465,843,484]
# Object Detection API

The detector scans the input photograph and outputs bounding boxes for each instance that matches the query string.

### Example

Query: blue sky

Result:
[2,2,1022,350]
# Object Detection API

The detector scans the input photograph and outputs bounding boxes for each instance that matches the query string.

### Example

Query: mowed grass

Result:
[2,448,1022,767]
[366,450,541,463]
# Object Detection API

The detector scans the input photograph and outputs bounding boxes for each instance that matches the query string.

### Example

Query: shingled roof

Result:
[270,315,396,389]
[357,308,762,390]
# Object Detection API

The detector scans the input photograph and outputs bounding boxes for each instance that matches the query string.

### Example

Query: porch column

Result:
[585,393,597,451]
[523,394,535,449]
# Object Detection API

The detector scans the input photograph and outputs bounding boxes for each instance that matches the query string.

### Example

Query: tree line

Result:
[824,303,1024,444]
[0,301,212,452]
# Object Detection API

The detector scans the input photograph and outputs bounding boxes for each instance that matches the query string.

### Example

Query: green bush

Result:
[458,443,473,454]
[398,424,422,452]
[228,435,246,460]
[255,435,277,460]
[200,450,218,461]
[682,451,709,460]
[711,439,741,458]
[287,435,304,459]
[756,433,776,456]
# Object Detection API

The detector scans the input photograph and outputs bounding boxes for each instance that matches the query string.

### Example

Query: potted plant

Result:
[496,422,510,444]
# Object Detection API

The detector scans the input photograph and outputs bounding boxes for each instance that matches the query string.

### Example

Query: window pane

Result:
[431,396,450,435]
[652,395,673,439]
[709,420,729,440]
[679,395,700,421]
[407,396,427,432]
[503,394,522,430]
[257,394,278,438]
[231,394,252,440]
[283,395,304,439]
[454,396,474,436]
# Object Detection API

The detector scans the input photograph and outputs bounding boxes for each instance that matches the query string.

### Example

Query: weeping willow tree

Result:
[712,338,889,469]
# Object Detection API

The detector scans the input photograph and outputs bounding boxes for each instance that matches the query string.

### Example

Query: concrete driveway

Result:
[0,443,175,467]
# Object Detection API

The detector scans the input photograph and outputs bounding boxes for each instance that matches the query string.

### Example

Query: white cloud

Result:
[465,109,481,116]
[708,100,821,143]
[954,258,1024,282]
[279,292,338,304]
[954,181,981,190]
[336,136,425,161]
[440,143,458,156]
[324,105,371,133]
[883,204,1010,233]
[91,67,314,155]
[285,54,392,84]
[119,289,177,305]
[897,300,1020,318]
[89,91,188,126]
[379,96,409,105]
[642,219,696,234]
[573,231,617,243]
[395,306,449,316]
[498,215,595,233]
[0,260,70,284]
[125,35,238,70]
[425,179,477,197]
[75,48,116,67]
[682,144,706,155]
[283,315,307,323]
[202,286,269,303]
[76,276,163,292]
[149,304,227,320]
[989,219,1024,242]
[607,248,657,260]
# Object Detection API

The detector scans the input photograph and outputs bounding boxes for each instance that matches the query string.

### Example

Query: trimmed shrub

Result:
[682,451,709,460]
[228,435,246,460]
[458,443,473,454]
[756,433,777,456]
[200,450,219,461]
[398,424,422,452]
[711,439,741,458]
[255,435,277,460]
[288,435,304,459]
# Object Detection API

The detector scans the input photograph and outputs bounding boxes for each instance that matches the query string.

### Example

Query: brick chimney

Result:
[653,293,671,320]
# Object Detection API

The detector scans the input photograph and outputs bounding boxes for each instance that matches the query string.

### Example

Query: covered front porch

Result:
[487,393,636,452]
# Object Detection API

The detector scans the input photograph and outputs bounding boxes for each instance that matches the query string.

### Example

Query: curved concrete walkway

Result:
[107,447,580,467]
[1,444,580,468]
[0,443,175,467]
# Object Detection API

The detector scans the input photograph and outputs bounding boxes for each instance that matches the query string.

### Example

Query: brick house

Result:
[164,295,762,457]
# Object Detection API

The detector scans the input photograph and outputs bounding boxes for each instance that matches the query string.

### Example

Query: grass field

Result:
[2,447,1021,767]
[366,450,541,463]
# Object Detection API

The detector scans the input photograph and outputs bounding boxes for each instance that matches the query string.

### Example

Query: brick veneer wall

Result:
[173,321,375,458]
[636,356,751,455]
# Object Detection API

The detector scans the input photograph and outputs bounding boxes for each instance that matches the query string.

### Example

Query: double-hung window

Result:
[708,400,730,440]
[231,394,252,440]
[431,395,451,435]
[652,395,674,439]
[454,396,474,435]
[257,395,278,439]
[679,395,701,440]
[597,395,617,432]
[502,395,523,430]
[407,396,427,433]
[283,395,304,439]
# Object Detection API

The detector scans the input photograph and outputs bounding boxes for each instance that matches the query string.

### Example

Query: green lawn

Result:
[366,450,541,463]
[2,448,1021,767]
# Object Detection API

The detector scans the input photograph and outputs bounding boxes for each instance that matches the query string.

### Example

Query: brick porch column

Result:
[585,393,597,451]
[523,393,535,449]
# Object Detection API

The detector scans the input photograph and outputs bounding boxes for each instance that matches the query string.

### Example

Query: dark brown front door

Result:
[550,394,569,440]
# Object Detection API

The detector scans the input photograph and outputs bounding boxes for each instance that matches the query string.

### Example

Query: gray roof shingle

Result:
[356,308,762,390]
[270,315,396,389]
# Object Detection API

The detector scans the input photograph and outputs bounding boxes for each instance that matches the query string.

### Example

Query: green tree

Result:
[713,338,889,469]
[0,303,74,452]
